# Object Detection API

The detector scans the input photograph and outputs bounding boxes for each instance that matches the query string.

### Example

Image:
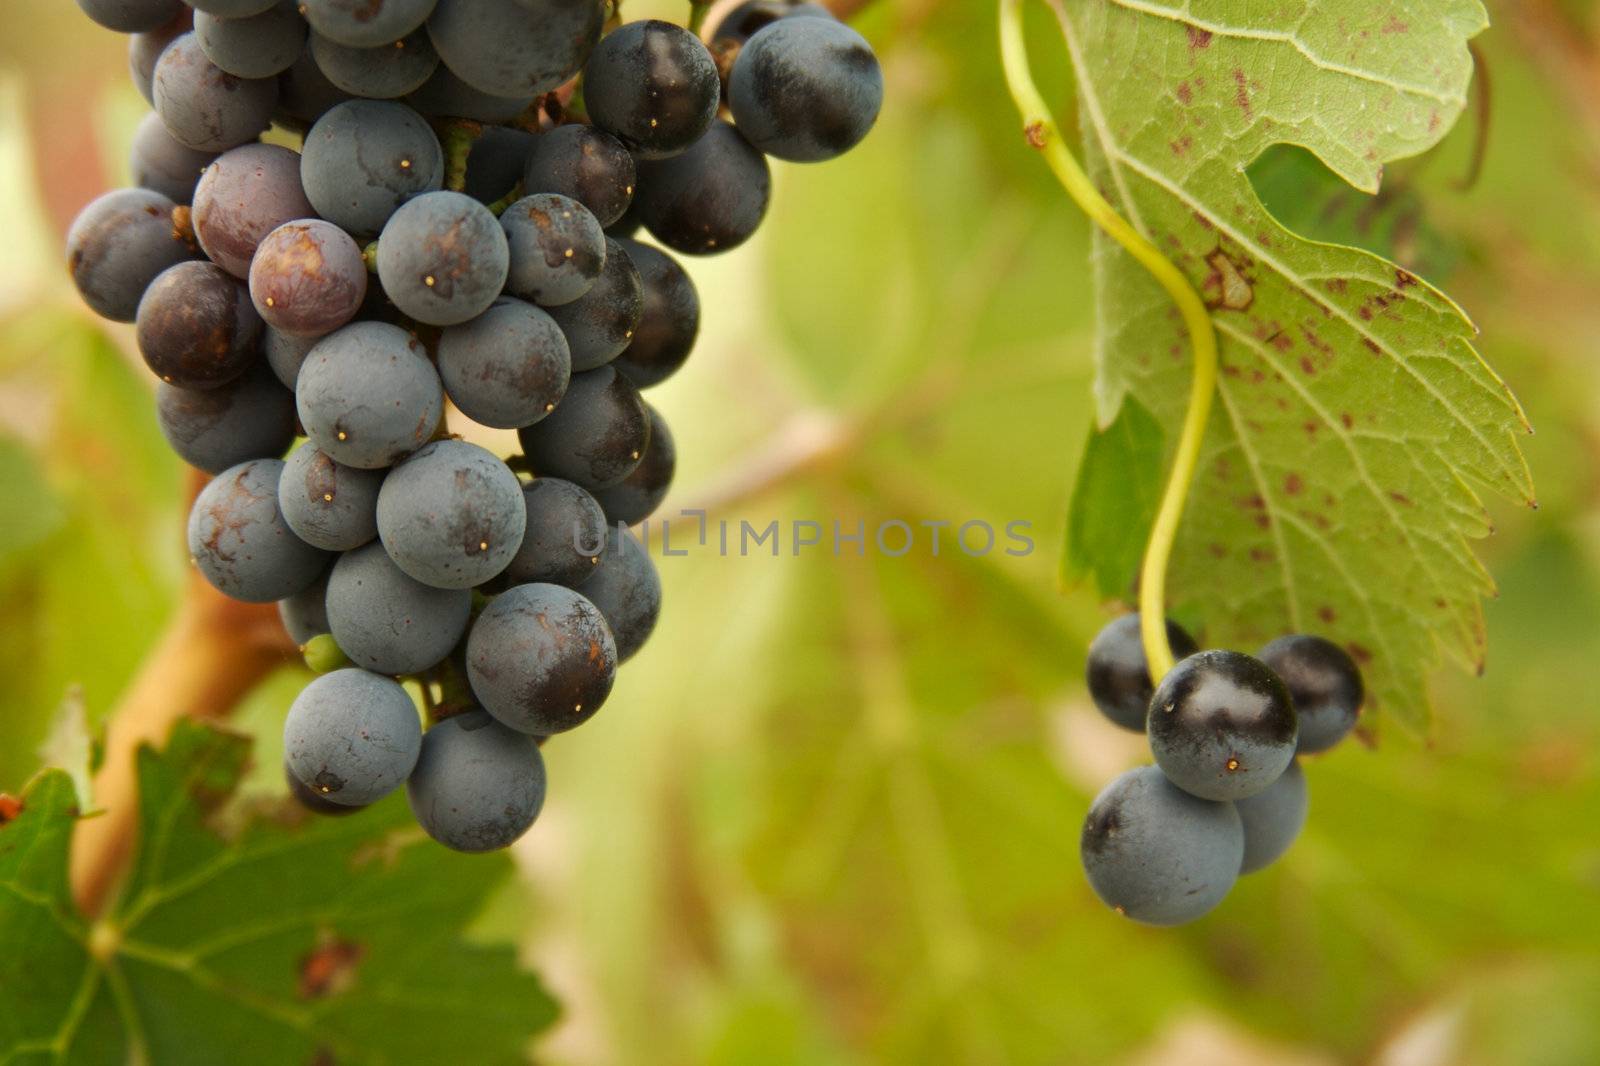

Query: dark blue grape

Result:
[277,565,331,645]
[1080,765,1243,925]
[136,260,262,389]
[153,32,279,152]
[130,10,193,103]
[326,541,472,674]
[1258,634,1364,755]
[522,124,636,228]
[501,193,607,307]
[188,0,278,14]
[194,2,305,79]
[463,126,536,206]
[583,20,719,160]
[302,0,436,48]
[728,16,882,163]
[310,26,439,98]
[1236,758,1307,874]
[130,112,217,205]
[249,220,368,337]
[407,710,547,853]
[1085,614,1200,732]
[1148,650,1298,802]
[497,477,607,589]
[279,442,385,551]
[264,326,317,388]
[301,100,444,236]
[286,757,367,815]
[466,583,617,735]
[188,458,330,602]
[275,43,354,124]
[66,187,197,323]
[406,64,533,123]
[296,321,443,468]
[192,143,316,278]
[516,365,650,489]
[376,191,508,325]
[710,0,829,44]
[426,0,602,99]
[611,238,698,388]
[591,404,673,527]
[437,298,570,429]
[376,439,526,589]
[635,120,770,255]
[78,0,184,33]
[580,525,660,662]
[284,668,422,805]
[547,238,642,371]
[156,366,295,474]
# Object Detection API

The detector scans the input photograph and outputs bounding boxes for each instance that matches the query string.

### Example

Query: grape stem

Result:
[688,1,713,33]
[997,0,1219,681]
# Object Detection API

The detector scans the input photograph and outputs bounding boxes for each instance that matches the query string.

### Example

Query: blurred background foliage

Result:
[1,0,1599,1063]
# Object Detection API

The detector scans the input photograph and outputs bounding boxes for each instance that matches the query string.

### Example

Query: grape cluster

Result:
[68,0,882,852]
[1081,618,1364,924]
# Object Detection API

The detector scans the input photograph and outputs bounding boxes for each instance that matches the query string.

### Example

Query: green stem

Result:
[439,120,484,193]
[688,1,712,34]
[998,0,1218,681]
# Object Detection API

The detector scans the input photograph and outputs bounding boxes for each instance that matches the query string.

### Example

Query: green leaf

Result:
[0,721,556,1065]
[1056,0,1533,728]
[1064,396,1164,598]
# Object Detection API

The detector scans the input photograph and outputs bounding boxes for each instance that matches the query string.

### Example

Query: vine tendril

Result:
[998,0,1219,681]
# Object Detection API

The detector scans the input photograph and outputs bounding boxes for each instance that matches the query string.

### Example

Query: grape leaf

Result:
[0,721,556,1065]
[1057,0,1533,728]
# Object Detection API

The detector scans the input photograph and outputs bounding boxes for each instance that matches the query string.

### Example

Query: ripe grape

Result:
[301,100,444,235]
[277,566,331,646]
[130,10,193,103]
[406,710,547,853]
[284,668,422,806]
[463,126,537,206]
[580,525,661,662]
[375,439,527,589]
[286,757,367,815]
[1147,650,1298,802]
[325,541,472,674]
[275,44,354,124]
[611,239,699,388]
[728,17,883,162]
[711,0,830,44]
[437,298,571,429]
[465,583,617,735]
[192,143,316,278]
[153,32,279,152]
[583,20,719,160]
[310,26,439,99]
[1084,613,1200,732]
[497,478,608,589]
[264,326,318,389]
[302,0,436,48]
[547,238,643,371]
[501,193,607,308]
[1080,765,1243,925]
[249,220,369,337]
[188,0,277,15]
[635,120,771,255]
[295,321,443,468]
[1235,759,1308,874]
[591,404,674,526]
[194,2,305,79]
[188,458,331,602]
[426,0,603,99]
[521,124,636,228]
[66,187,197,323]
[376,191,509,325]
[129,112,217,205]
[156,366,295,474]
[279,442,385,551]
[1257,634,1364,755]
[136,260,262,389]
[516,365,650,489]
[78,0,184,33]
[406,64,533,124]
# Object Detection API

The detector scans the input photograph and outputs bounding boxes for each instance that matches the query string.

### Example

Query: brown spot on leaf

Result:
[1175,81,1193,105]
[1284,473,1304,495]
[1317,605,1337,624]
[0,794,22,824]
[1231,68,1253,120]
[1346,642,1374,665]
[1204,250,1254,310]
[299,937,365,1000]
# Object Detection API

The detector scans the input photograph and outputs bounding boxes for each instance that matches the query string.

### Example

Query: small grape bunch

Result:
[1080,616,1364,924]
[67,0,883,852]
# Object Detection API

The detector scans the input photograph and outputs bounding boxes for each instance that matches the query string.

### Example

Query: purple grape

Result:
[278,442,385,551]
[296,321,443,469]
[66,187,198,323]
[501,192,606,307]
[465,582,617,735]
[300,100,443,235]
[437,298,571,430]
[156,365,296,474]
[545,237,642,371]
[192,143,316,278]
[249,220,368,337]
[129,112,218,205]
[611,238,699,388]
[136,260,262,389]
[426,0,603,99]
[152,32,279,153]
[187,458,331,602]
[375,191,508,326]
